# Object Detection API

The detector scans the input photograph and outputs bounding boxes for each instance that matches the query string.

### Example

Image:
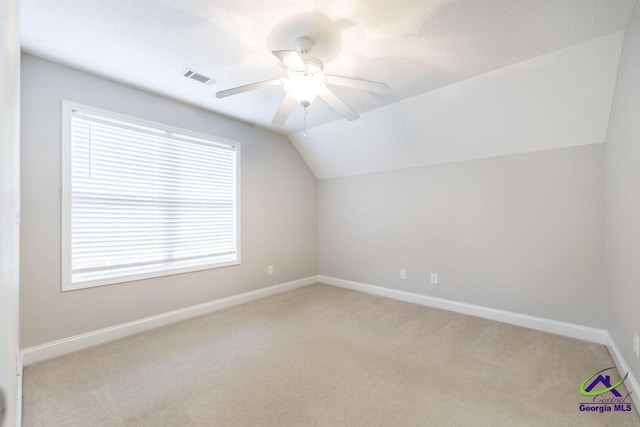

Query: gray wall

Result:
[20,54,317,348]
[319,145,606,328]
[605,4,640,380]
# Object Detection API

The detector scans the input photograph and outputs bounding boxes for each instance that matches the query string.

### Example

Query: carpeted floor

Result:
[22,284,640,426]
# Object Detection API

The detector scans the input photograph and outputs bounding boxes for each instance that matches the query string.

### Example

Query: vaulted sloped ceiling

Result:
[293,32,625,178]
[21,0,638,177]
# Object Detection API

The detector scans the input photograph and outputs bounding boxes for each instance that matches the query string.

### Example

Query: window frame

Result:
[61,100,241,291]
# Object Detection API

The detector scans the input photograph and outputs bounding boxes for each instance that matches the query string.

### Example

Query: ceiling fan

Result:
[215,37,391,126]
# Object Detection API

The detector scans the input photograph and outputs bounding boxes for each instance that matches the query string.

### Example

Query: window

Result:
[61,101,240,291]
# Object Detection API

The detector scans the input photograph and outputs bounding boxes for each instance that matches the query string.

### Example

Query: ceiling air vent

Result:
[183,68,214,84]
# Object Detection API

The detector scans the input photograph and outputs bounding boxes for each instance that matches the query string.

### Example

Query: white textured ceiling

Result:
[21,0,637,135]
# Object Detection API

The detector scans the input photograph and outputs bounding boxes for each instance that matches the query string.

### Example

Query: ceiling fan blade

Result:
[216,78,284,98]
[325,74,391,94]
[272,50,306,70]
[272,95,297,125]
[319,89,359,121]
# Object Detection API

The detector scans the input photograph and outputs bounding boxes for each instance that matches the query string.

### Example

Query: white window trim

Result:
[61,100,241,291]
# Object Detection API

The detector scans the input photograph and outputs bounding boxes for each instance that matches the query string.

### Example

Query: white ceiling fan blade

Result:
[272,95,297,125]
[319,89,359,121]
[272,50,306,70]
[216,78,284,98]
[325,75,391,94]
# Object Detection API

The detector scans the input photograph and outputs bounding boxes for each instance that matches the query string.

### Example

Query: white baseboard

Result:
[319,276,609,345]
[20,276,318,366]
[15,352,22,427]
[606,333,640,412]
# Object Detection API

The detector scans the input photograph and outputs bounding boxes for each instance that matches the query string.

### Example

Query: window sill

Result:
[62,256,240,292]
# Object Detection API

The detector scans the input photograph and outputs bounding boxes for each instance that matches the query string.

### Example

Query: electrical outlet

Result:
[400,269,407,280]
[634,333,639,358]
[430,273,439,285]
[267,265,273,276]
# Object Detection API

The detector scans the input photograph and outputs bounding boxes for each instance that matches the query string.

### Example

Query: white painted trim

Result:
[319,276,609,344]
[15,350,22,427]
[21,276,318,366]
[1,0,20,426]
[606,333,640,414]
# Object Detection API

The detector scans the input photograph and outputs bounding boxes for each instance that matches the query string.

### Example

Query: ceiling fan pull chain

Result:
[303,106,308,139]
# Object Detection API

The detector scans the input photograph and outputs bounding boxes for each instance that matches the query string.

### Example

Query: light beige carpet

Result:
[22,284,640,426]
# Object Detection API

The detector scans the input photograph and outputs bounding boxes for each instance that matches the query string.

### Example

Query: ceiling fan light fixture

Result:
[283,71,326,108]
[215,36,390,125]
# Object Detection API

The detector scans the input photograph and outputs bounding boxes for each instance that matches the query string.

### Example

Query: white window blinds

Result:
[62,103,239,290]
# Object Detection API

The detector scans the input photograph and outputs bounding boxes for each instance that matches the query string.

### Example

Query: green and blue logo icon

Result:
[578,367,634,414]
